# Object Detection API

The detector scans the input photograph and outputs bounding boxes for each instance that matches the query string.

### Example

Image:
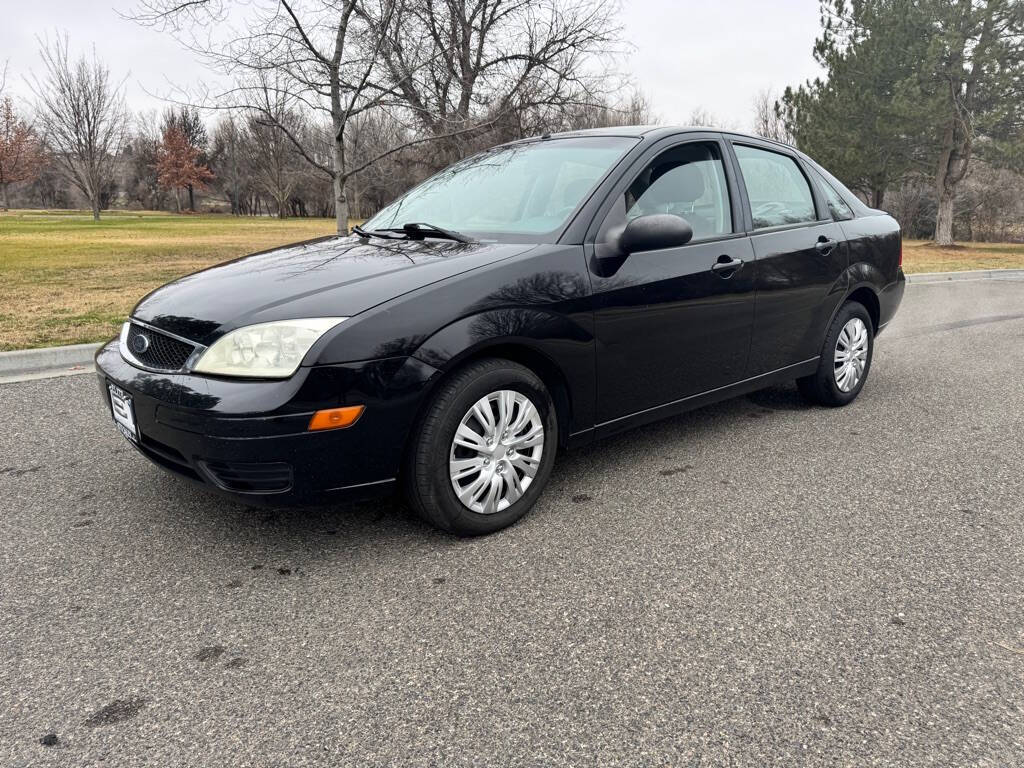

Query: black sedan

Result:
[96,126,904,535]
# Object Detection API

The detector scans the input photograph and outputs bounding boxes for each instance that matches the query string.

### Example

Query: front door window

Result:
[598,142,733,253]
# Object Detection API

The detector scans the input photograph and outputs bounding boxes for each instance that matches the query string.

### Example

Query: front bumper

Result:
[94,340,440,505]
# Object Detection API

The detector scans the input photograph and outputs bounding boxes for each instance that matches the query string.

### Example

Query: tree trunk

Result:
[187,184,195,212]
[334,173,348,234]
[330,56,348,234]
[332,122,348,234]
[350,175,360,221]
[91,194,101,221]
[935,185,955,246]
[1,182,9,211]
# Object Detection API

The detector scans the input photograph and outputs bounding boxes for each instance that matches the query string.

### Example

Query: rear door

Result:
[587,134,756,424]
[728,141,848,376]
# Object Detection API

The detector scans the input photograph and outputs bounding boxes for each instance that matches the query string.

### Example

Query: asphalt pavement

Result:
[2,279,1023,767]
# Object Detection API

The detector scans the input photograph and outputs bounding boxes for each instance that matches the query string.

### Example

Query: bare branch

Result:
[29,33,128,219]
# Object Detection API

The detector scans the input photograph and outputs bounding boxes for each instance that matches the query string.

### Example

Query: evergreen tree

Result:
[922,0,1024,245]
[783,0,1024,244]
[781,0,932,208]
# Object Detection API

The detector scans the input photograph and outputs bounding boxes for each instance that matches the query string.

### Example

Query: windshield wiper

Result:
[389,222,474,243]
[351,224,405,240]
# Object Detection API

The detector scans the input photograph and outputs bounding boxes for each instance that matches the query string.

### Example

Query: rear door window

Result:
[734,144,818,229]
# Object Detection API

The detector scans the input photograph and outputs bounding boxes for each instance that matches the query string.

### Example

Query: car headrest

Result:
[647,162,706,204]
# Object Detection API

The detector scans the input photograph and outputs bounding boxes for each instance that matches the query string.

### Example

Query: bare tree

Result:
[30,34,128,220]
[124,112,169,210]
[560,88,655,131]
[208,114,250,214]
[751,88,792,144]
[686,106,717,128]
[344,109,403,217]
[128,0,623,232]
[130,0,492,232]
[246,89,305,218]
[379,0,621,157]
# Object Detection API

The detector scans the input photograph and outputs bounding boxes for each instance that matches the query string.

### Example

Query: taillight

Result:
[898,237,903,267]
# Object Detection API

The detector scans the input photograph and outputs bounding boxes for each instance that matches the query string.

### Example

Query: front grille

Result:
[126,323,195,371]
[199,460,293,494]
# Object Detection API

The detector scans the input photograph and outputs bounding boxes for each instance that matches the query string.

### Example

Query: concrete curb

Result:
[906,268,1024,284]
[0,342,101,384]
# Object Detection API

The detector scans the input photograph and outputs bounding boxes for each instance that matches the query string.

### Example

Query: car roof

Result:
[507,125,795,153]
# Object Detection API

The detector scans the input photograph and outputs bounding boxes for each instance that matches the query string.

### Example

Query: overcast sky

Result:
[2,0,824,131]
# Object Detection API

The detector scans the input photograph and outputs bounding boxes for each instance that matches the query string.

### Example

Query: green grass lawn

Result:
[1,210,1023,351]
[0,210,338,350]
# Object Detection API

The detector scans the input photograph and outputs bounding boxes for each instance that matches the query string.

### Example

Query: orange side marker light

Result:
[308,405,365,431]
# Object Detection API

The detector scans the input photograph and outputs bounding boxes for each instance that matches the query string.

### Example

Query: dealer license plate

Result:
[108,382,139,443]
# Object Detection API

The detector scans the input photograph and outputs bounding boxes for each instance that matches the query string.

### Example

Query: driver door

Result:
[587,136,756,426]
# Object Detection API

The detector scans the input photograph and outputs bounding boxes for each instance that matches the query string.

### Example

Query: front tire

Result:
[797,301,874,407]
[404,359,558,536]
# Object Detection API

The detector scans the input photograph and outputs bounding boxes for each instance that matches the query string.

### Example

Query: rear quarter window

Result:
[806,164,854,221]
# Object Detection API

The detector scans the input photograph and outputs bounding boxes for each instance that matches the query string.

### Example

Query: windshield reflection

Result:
[363,136,637,241]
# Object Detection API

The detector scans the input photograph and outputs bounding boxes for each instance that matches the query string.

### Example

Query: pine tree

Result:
[781,0,933,208]
[782,0,1024,244]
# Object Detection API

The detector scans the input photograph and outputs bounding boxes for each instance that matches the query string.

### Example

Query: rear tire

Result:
[797,300,874,407]
[403,358,558,536]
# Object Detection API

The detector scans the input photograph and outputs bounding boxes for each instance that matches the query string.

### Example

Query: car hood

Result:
[132,235,534,345]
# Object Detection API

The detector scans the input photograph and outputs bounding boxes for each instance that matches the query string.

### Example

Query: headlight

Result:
[192,318,347,378]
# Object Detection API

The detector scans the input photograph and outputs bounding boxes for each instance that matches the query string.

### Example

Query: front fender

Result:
[311,244,597,434]
[410,308,595,435]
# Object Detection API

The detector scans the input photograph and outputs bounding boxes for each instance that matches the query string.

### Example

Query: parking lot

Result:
[2,279,1023,766]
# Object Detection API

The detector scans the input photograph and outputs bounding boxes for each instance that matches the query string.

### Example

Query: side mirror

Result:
[618,213,693,255]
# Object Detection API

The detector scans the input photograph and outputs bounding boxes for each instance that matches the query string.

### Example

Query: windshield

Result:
[363,136,637,241]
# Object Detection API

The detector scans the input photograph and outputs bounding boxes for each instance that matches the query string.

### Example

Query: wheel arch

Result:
[401,308,590,472]
[439,341,574,448]
[846,285,881,333]
[396,337,575,492]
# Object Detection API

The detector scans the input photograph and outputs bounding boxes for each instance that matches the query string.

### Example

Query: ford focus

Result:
[95,126,905,535]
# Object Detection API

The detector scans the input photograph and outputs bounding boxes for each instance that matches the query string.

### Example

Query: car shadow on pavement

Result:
[154,382,811,557]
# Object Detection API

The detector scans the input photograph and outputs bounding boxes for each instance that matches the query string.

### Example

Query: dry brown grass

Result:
[0,210,337,350]
[901,238,1024,274]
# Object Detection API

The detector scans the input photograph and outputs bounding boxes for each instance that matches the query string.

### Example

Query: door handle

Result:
[712,255,744,276]
[815,237,838,255]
